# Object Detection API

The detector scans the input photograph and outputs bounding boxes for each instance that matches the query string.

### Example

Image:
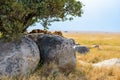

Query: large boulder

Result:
[28,33,76,72]
[0,36,40,76]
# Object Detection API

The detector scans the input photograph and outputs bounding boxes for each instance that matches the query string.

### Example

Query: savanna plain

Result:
[1,32,120,80]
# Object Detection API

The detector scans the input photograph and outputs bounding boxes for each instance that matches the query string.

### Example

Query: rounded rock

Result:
[0,36,40,76]
[28,34,76,73]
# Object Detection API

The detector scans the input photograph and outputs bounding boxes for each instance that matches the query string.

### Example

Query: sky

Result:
[28,0,120,32]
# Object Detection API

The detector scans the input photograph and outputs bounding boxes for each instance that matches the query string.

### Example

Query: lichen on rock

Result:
[0,36,40,77]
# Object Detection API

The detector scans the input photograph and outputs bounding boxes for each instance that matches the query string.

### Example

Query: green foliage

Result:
[0,0,83,41]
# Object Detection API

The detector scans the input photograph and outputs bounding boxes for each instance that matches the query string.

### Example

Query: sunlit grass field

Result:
[1,32,120,80]
[63,32,120,62]
[63,32,120,80]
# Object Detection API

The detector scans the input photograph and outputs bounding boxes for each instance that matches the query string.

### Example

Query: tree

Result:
[0,0,83,41]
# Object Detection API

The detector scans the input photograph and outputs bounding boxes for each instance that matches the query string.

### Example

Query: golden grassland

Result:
[63,32,120,80]
[63,32,120,62]
[1,32,120,80]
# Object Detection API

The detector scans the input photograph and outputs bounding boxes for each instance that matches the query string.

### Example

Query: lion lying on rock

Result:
[29,29,63,36]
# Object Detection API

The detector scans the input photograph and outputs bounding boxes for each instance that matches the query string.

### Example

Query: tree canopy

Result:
[0,0,83,41]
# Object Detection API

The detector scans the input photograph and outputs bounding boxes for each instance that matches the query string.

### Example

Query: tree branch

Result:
[22,13,36,32]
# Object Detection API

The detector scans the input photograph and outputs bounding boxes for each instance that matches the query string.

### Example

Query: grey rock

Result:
[78,58,120,68]
[73,45,89,54]
[93,58,120,67]
[28,33,76,73]
[68,38,76,45]
[0,36,40,76]
[68,38,89,54]
[28,34,89,54]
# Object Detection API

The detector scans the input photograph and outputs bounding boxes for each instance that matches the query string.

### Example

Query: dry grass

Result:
[64,32,120,46]
[64,32,120,80]
[63,32,120,62]
[1,32,120,80]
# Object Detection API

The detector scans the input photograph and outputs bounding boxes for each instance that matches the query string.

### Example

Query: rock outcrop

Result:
[78,58,120,68]
[93,58,120,67]
[28,33,76,73]
[0,36,40,76]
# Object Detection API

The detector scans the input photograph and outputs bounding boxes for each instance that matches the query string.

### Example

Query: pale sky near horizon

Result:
[28,0,120,32]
